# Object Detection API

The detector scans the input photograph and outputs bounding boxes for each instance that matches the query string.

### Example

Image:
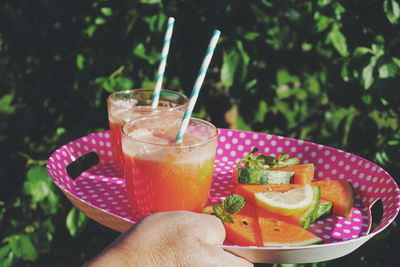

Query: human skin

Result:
[85,211,253,267]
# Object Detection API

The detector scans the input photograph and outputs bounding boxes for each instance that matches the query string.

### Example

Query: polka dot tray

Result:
[46,129,400,263]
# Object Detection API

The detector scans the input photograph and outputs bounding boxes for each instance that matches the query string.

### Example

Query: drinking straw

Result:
[151,17,175,109]
[174,29,221,143]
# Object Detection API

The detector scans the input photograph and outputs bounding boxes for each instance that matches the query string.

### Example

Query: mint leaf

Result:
[222,194,245,214]
[222,214,234,224]
[280,157,300,167]
[237,148,300,170]
[257,154,276,166]
[250,147,259,154]
[211,194,246,224]
[278,152,289,162]
[212,205,224,219]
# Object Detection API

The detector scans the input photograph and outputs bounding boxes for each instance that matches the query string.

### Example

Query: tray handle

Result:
[47,145,101,190]
[65,151,100,180]
[47,131,116,190]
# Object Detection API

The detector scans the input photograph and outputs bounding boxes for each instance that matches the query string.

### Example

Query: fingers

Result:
[138,211,226,245]
[196,244,253,267]
[220,250,254,267]
[185,211,226,245]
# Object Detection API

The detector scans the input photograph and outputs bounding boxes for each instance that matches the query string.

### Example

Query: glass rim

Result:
[107,88,189,110]
[121,115,219,149]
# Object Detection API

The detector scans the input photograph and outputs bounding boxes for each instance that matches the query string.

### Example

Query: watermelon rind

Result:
[312,200,333,222]
[300,186,321,229]
[238,168,294,184]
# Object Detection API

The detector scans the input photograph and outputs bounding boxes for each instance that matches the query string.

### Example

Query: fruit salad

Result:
[205,148,354,247]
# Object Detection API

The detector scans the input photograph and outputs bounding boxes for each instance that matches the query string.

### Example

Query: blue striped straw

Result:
[151,17,175,109]
[174,29,221,143]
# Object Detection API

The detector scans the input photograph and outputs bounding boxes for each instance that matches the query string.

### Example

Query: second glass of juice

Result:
[107,89,188,170]
[121,115,218,217]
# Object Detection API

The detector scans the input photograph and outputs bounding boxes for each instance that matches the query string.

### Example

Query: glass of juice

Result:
[121,115,218,217]
[107,89,188,170]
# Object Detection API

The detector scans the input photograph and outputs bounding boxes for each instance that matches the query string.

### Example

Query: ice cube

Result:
[114,99,138,109]
[130,128,169,145]
[140,134,170,145]
[129,128,153,139]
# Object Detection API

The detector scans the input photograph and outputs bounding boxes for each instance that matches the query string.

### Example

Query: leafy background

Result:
[1,0,399,266]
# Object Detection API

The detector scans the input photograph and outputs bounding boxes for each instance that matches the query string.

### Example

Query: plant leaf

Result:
[384,0,400,24]
[244,32,260,40]
[237,41,250,82]
[0,93,16,114]
[23,166,51,203]
[76,54,85,70]
[354,47,373,57]
[362,56,378,89]
[9,235,37,261]
[315,14,332,32]
[0,245,12,264]
[327,23,349,57]
[220,49,240,88]
[66,207,88,237]
[254,100,268,123]
[140,0,161,5]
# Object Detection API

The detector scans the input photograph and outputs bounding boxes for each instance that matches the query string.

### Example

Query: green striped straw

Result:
[174,29,221,143]
[151,17,175,109]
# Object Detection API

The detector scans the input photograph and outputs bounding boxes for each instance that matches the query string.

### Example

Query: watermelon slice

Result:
[312,180,354,217]
[257,207,323,246]
[235,184,320,229]
[269,164,315,184]
[232,168,239,183]
[223,202,263,246]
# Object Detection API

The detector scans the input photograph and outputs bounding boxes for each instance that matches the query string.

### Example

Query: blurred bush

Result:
[0,0,399,266]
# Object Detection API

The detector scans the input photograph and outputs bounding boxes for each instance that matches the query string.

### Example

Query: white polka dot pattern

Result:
[46,129,400,246]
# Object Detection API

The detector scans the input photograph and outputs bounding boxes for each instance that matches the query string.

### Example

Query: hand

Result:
[85,211,253,267]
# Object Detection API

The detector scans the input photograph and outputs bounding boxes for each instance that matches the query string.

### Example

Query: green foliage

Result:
[9,235,37,261]
[0,0,399,266]
[66,208,88,237]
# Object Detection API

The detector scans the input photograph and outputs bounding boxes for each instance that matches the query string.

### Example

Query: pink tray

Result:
[46,129,400,263]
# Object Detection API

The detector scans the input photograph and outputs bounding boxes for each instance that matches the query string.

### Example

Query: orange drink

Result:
[107,89,188,170]
[121,115,218,217]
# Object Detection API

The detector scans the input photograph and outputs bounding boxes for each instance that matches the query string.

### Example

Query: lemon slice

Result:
[255,184,314,215]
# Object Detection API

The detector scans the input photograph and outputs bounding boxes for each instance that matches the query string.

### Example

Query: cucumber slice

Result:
[238,168,294,184]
